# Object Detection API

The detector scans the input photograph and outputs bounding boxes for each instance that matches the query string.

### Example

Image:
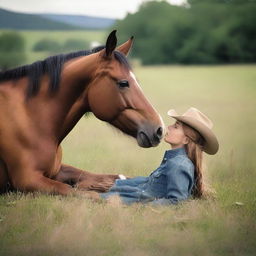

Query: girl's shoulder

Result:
[166,154,194,173]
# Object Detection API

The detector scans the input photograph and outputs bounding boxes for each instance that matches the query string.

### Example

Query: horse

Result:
[0,30,164,198]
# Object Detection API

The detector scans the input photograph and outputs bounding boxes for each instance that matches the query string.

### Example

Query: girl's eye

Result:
[117,80,129,88]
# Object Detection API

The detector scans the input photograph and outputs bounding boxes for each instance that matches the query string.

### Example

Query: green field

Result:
[0,29,107,66]
[0,64,256,255]
[19,30,106,50]
[17,30,107,64]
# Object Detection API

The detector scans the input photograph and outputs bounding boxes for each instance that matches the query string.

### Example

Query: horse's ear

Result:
[104,30,117,58]
[116,36,134,56]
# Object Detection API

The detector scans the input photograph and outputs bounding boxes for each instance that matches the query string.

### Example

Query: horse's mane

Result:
[0,46,131,97]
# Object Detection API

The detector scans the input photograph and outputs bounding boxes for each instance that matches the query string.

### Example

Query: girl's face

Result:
[164,121,188,148]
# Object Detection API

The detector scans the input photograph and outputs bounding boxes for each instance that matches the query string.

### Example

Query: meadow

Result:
[18,30,106,63]
[0,44,255,255]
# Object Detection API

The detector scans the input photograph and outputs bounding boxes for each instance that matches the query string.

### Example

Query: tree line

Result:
[1,0,255,69]
[113,0,256,64]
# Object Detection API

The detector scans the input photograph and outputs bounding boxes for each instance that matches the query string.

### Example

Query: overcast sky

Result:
[0,0,186,19]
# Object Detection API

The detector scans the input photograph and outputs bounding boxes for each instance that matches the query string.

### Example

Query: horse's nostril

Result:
[156,127,163,139]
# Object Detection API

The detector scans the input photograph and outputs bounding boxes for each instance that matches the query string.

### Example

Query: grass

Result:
[19,30,106,51]
[0,64,256,256]
[8,30,107,64]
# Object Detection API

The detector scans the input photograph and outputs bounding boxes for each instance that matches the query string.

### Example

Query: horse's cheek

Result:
[88,86,118,121]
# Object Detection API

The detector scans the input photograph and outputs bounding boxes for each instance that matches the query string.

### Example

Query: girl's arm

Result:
[150,160,194,205]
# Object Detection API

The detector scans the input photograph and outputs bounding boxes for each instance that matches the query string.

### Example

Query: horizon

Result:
[0,0,187,19]
[0,7,117,20]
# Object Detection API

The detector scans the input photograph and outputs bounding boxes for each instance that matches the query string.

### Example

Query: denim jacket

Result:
[100,147,195,205]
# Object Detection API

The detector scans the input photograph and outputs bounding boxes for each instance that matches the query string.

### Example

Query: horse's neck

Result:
[55,54,98,142]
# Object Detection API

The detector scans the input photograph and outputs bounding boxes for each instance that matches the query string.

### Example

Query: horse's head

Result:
[87,30,164,148]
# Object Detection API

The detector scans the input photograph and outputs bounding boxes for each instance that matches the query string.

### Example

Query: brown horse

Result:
[0,30,163,197]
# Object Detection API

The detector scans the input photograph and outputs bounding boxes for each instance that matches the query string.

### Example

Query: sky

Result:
[0,0,186,19]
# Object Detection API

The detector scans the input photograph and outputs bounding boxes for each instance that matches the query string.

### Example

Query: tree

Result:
[0,31,26,70]
[112,0,256,64]
[33,39,61,52]
[62,39,90,52]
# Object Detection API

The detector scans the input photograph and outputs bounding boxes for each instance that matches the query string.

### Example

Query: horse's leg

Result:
[53,146,120,192]
[9,167,73,195]
[54,164,120,192]
[7,166,99,200]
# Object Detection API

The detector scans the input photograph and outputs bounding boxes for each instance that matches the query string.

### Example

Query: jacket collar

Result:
[164,147,187,159]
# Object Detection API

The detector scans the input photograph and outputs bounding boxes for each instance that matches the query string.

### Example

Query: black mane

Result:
[0,47,131,98]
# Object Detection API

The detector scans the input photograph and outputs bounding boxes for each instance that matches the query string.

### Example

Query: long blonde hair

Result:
[182,123,206,198]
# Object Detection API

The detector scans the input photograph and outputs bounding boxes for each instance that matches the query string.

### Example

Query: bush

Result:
[33,38,90,54]
[0,31,26,70]
[62,39,89,52]
[33,39,61,52]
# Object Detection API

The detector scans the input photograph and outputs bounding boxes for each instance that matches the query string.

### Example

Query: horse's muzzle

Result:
[137,126,163,148]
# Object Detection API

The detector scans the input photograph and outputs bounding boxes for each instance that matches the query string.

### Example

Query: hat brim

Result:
[167,110,219,155]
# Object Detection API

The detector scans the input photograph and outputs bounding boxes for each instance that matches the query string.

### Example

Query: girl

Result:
[100,107,219,205]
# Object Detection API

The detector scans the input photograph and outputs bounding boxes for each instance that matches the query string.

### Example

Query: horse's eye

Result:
[117,80,129,88]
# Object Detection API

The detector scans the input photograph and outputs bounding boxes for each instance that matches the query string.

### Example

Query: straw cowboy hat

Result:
[167,107,219,155]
